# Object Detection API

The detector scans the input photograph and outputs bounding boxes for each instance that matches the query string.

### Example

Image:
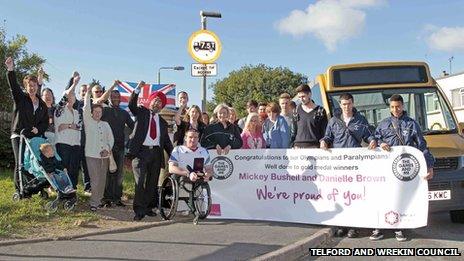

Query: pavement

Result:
[0,218,333,261]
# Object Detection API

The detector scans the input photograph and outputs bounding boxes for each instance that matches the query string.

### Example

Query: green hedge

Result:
[0,112,14,169]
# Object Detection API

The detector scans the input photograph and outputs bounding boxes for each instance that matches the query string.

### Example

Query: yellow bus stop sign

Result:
[188,29,222,63]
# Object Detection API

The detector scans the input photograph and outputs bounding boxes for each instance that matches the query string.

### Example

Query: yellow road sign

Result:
[188,29,222,63]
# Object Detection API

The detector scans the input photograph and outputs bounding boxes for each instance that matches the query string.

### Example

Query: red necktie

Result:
[150,115,157,140]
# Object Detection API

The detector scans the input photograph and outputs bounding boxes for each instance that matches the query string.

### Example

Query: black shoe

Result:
[146,210,156,217]
[114,201,125,207]
[335,227,347,237]
[133,214,144,221]
[101,201,112,208]
[347,229,358,238]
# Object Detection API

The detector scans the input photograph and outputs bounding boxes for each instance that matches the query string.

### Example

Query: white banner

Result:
[208,146,429,229]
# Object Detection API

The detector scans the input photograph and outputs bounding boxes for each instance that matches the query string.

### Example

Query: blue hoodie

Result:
[262,115,290,148]
[375,112,435,168]
[322,108,374,148]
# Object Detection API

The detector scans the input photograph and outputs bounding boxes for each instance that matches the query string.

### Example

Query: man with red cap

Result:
[127,81,173,221]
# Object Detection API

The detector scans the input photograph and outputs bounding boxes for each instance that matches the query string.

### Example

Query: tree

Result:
[210,64,307,117]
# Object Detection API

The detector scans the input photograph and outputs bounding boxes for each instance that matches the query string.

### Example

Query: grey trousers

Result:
[86,157,109,207]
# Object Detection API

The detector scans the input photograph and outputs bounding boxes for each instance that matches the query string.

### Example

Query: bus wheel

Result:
[450,210,464,223]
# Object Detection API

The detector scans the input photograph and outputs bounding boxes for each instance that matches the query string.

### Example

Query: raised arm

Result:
[128,81,145,116]
[93,80,118,104]
[83,85,93,124]
[174,105,186,125]
[5,57,24,104]
[64,72,80,97]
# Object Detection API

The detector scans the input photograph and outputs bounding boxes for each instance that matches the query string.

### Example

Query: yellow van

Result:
[311,61,464,223]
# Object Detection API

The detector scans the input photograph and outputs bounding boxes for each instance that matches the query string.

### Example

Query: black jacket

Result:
[7,71,49,138]
[174,120,206,146]
[102,106,135,151]
[40,154,64,173]
[200,121,243,150]
[127,91,173,166]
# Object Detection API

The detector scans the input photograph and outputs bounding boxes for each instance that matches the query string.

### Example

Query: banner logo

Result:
[384,210,400,225]
[212,156,233,180]
[392,153,420,181]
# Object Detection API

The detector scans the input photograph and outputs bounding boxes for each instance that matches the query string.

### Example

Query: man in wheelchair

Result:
[160,128,213,222]
[168,128,212,181]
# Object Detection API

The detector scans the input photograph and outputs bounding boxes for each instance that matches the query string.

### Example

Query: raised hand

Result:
[5,57,14,71]
[38,67,45,76]
[73,74,81,85]
[136,81,145,89]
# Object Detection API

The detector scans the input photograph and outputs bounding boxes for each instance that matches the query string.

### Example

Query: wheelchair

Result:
[159,172,212,225]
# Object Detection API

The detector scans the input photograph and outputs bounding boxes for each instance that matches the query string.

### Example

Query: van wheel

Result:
[450,210,464,223]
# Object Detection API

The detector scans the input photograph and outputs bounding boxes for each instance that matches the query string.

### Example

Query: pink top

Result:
[241,131,266,149]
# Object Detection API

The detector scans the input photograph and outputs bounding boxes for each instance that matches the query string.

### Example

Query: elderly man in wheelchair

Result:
[159,128,213,224]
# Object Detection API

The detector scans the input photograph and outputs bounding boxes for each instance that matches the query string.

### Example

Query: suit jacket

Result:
[127,91,173,167]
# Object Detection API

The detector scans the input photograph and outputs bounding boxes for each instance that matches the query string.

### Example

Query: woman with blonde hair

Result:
[173,105,206,145]
[201,103,242,154]
[241,113,266,149]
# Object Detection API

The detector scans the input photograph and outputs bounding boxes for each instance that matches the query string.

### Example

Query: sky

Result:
[1,0,464,106]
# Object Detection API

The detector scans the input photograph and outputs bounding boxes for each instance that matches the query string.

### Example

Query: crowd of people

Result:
[6,57,435,240]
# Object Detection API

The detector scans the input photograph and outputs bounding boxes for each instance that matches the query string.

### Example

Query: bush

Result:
[0,111,14,169]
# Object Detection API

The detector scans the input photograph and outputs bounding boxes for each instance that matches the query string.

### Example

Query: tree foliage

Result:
[210,64,307,117]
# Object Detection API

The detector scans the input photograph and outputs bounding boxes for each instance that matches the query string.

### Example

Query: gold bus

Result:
[312,61,464,223]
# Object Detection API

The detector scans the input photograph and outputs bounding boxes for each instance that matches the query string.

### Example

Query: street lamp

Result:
[157,66,185,85]
[200,10,222,112]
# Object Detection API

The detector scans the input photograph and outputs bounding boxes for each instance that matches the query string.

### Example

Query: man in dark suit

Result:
[128,81,173,221]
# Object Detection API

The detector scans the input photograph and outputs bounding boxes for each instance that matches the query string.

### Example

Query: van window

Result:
[327,87,457,134]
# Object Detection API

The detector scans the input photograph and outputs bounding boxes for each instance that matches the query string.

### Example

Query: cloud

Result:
[426,26,464,52]
[276,0,384,52]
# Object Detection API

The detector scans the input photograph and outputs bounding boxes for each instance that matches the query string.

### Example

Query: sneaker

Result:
[90,206,98,212]
[180,210,191,216]
[114,200,125,207]
[395,231,407,242]
[369,229,384,240]
[335,227,347,237]
[347,229,358,238]
[63,187,76,194]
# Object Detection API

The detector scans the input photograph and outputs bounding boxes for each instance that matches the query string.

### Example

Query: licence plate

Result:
[428,190,451,201]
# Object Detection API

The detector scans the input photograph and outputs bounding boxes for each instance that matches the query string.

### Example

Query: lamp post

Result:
[200,11,222,112]
[157,66,185,85]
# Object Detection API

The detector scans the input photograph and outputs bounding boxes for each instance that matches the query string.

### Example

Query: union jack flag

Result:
[117,81,176,113]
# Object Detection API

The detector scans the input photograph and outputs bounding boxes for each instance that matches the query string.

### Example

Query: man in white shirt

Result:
[169,129,212,182]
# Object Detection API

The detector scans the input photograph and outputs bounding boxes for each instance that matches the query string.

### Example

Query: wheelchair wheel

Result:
[159,176,179,220]
[192,182,211,220]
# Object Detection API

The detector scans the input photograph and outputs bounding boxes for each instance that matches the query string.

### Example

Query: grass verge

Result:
[0,168,136,239]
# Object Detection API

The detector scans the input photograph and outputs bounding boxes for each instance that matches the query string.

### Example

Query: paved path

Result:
[308,212,464,261]
[0,219,326,260]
